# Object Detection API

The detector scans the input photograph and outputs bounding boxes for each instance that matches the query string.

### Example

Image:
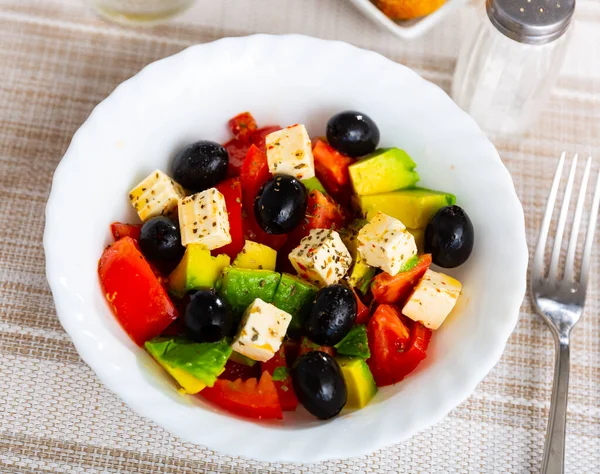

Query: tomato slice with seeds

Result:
[201,371,283,420]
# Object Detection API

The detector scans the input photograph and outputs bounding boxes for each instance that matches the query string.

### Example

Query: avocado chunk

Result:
[349,148,419,195]
[272,273,318,334]
[218,267,281,313]
[407,227,425,254]
[336,357,378,409]
[232,240,277,271]
[145,337,232,394]
[229,351,258,367]
[301,176,328,195]
[168,244,230,298]
[334,325,370,359]
[348,253,377,294]
[358,187,456,229]
[340,220,376,294]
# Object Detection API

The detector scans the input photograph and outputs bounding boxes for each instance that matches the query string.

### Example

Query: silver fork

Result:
[531,152,600,474]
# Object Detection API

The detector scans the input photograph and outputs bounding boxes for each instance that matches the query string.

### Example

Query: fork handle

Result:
[542,339,570,474]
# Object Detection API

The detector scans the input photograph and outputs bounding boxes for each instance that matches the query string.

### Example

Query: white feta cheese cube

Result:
[178,187,231,249]
[357,212,417,276]
[289,229,352,287]
[129,169,185,222]
[231,298,292,362]
[265,124,315,180]
[402,269,462,330]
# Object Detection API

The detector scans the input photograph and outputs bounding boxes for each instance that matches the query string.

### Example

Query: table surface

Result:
[1,0,599,472]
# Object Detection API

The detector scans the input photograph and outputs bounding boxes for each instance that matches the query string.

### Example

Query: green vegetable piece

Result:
[272,273,318,334]
[358,267,378,295]
[218,267,281,313]
[168,244,230,298]
[229,351,257,367]
[272,366,289,382]
[399,255,419,273]
[301,176,328,195]
[349,148,419,195]
[334,325,370,359]
[145,337,232,388]
[336,357,378,409]
[358,187,456,229]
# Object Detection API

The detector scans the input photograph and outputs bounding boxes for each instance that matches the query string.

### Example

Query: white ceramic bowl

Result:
[348,0,469,40]
[44,34,527,463]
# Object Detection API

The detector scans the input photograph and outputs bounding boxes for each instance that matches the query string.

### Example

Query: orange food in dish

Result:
[375,0,446,20]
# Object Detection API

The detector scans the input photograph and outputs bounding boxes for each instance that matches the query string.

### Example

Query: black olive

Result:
[183,290,233,343]
[139,216,184,268]
[304,284,357,346]
[326,111,380,158]
[172,140,228,192]
[424,205,474,268]
[254,175,308,234]
[292,351,347,420]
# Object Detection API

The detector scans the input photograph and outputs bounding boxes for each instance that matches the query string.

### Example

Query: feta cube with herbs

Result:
[265,124,315,180]
[98,110,473,421]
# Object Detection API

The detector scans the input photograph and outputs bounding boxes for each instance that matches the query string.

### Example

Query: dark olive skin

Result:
[183,290,233,343]
[326,111,380,158]
[254,175,308,234]
[304,284,357,346]
[292,351,347,420]
[172,140,228,192]
[424,205,474,268]
[139,216,185,267]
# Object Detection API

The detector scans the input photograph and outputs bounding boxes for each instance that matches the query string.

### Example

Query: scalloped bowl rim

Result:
[44,34,527,463]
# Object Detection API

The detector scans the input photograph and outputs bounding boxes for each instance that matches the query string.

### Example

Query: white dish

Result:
[349,0,468,40]
[44,34,527,462]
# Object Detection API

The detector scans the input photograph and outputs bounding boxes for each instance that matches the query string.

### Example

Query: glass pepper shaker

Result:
[452,0,575,135]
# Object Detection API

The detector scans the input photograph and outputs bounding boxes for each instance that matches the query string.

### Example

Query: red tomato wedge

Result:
[261,347,299,411]
[228,112,257,141]
[352,287,371,325]
[224,138,250,177]
[367,305,432,387]
[201,371,283,420]
[214,177,245,259]
[251,125,281,152]
[312,139,354,205]
[240,145,271,215]
[110,222,141,242]
[371,254,432,305]
[98,237,178,346]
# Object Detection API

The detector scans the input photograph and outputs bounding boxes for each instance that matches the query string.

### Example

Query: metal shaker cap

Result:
[486,0,575,44]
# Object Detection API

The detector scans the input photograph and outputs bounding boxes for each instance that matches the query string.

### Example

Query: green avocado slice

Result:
[334,325,370,359]
[349,148,419,195]
[272,273,318,335]
[218,267,281,313]
[358,187,456,229]
[145,337,232,389]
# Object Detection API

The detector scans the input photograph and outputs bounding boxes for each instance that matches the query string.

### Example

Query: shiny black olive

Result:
[172,140,228,192]
[304,284,357,346]
[254,175,308,234]
[292,351,347,420]
[326,111,380,158]
[184,290,233,343]
[139,216,185,266]
[424,205,474,268]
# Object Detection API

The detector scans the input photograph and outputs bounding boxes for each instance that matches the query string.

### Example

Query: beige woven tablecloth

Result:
[1,0,599,472]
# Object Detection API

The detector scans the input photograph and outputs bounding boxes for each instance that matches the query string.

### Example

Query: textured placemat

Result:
[0,0,599,472]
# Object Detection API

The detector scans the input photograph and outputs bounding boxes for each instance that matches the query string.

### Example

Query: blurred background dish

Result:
[348,0,469,39]
[91,0,195,25]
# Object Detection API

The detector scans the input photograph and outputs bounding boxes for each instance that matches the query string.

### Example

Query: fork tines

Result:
[532,152,600,289]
